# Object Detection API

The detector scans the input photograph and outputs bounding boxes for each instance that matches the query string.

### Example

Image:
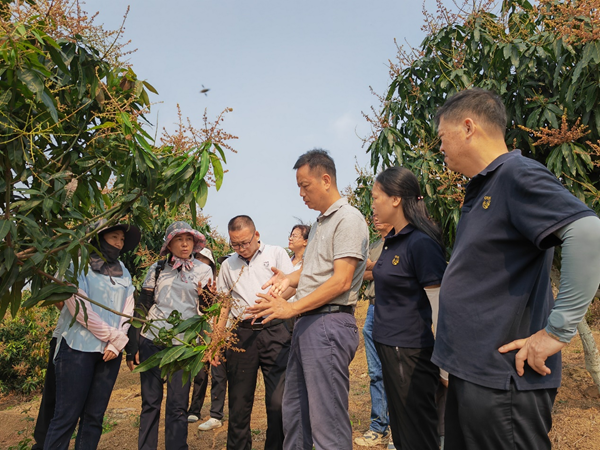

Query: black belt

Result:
[298,304,354,318]
[237,318,284,330]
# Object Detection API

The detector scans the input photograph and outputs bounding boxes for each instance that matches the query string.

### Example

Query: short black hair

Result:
[228,215,255,232]
[293,149,337,183]
[434,88,507,136]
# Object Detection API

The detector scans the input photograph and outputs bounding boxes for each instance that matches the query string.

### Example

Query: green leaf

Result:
[17,68,45,100]
[593,41,600,64]
[188,353,206,379]
[0,90,12,108]
[195,179,209,209]
[210,155,224,191]
[47,45,70,74]
[526,109,541,129]
[171,316,202,335]
[41,90,59,123]
[190,198,197,228]
[88,122,117,131]
[23,283,78,308]
[164,156,194,178]
[10,279,25,318]
[572,60,585,84]
[133,349,165,373]
[142,80,159,94]
[561,143,576,176]
[39,292,76,307]
[159,345,188,367]
[57,251,72,279]
[0,220,11,241]
[213,143,227,164]
[0,265,19,300]
[120,112,133,128]
[546,104,563,117]
[198,151,210,179]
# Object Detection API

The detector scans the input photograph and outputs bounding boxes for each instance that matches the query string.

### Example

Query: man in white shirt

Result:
[212,215,295,450]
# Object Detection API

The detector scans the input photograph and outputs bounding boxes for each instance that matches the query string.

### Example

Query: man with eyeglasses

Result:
[211,215,295,450]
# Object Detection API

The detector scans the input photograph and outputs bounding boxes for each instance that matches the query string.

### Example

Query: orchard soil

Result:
[1,301,599,449]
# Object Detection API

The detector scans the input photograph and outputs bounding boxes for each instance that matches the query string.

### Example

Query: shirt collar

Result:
[318,197,347,222]
[385,223,415,241]
[476,149,520,178]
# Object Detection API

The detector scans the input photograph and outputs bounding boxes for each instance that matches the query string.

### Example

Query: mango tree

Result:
[364,0,600,388]
[0,0,235,381]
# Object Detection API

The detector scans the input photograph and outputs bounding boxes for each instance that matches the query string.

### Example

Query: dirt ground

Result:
[1,301,599,449]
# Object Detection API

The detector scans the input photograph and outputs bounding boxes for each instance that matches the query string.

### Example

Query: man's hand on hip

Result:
[498,329,566,376]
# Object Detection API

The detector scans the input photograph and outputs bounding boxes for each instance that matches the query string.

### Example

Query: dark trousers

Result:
[43,339,122,450]
[375,343,439,450]
[445,375,557,450]
[33,337,58,450]
[138,337,191,450]
[209,361,227,420]
[225,322,291,450]
[188,367,209,416]
[283,312,359,450]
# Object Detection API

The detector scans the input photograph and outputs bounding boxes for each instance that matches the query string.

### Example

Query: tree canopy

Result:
[364,0,600,247]
[0,1,236,323]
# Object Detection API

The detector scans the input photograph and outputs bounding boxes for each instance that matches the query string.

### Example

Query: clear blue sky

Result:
[88,0,436,247]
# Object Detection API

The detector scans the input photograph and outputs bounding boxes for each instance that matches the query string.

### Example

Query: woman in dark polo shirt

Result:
[371,166,446,450]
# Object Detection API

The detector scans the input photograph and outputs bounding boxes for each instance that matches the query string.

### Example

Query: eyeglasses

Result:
[230,233,256,250]
[288,233,304,241]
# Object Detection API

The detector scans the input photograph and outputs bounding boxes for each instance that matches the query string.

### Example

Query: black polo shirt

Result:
[432,150,596,391]
[372,225,446,348]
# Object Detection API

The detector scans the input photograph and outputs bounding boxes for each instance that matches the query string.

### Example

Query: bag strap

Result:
[154,259,167,292]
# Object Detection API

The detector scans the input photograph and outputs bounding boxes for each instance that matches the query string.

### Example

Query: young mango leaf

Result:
[22,283,78,308]
[159,345,188,368]
[210,154,224,190]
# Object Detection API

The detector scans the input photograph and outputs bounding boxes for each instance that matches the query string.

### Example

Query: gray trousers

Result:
[282,312,359,450]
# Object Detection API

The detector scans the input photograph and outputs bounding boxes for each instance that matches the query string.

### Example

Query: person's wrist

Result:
[544,326,572,344]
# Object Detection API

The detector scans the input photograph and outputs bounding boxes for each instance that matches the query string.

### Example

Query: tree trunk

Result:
[577,317,600,395]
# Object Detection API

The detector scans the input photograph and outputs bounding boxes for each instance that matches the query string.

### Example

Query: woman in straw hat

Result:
[136,221,214,450]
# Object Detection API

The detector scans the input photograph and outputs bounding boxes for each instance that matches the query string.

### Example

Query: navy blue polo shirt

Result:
[372,225,447,348]
[432,150,596,391]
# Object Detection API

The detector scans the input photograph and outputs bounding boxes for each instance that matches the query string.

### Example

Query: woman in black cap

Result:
[44,221,141,450]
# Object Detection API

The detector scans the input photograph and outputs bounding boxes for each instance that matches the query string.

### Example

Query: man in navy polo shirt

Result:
[431,88,600,450]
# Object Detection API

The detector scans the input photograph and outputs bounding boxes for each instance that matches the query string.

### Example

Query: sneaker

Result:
[198,417,223,431]
[354,430,387,447]
[187,414,199,423]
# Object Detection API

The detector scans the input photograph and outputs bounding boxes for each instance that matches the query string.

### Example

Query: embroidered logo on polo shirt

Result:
[264,261,270,268]
[392,255,400,265]
[482,196,491,209]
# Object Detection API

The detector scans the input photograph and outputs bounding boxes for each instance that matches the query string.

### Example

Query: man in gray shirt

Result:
[248,149,369,449]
